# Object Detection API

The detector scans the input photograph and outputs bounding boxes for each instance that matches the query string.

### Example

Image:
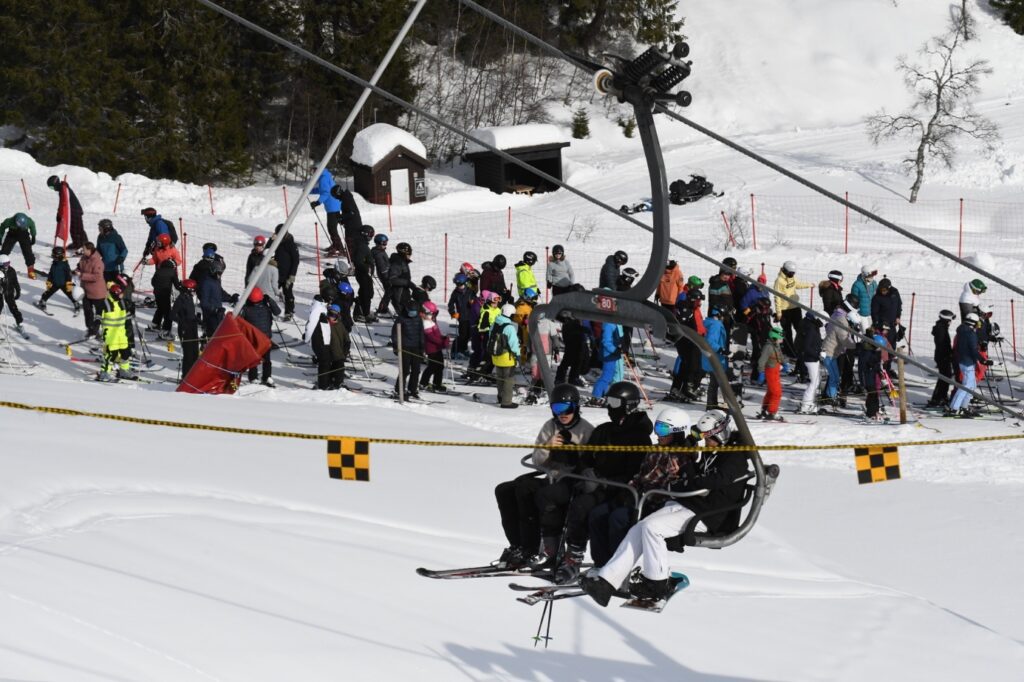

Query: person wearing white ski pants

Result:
[800,359,821,412]
[596,501,694,588]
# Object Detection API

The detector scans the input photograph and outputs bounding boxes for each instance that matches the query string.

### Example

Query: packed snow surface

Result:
[3,0,1024,679]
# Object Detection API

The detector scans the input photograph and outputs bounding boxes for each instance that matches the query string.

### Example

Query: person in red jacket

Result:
[419,300,450,392]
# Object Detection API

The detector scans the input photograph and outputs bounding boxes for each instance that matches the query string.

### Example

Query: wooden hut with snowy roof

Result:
[464,124,570,196]
[351,123,429,205]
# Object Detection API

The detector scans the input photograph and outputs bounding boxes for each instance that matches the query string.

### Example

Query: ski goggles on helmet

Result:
[551,401,577,416]
[604,395,628,409]
[653,420,676,438]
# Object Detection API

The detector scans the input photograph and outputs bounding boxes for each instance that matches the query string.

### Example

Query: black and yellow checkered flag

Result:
[327,437,370,482]
[855,445,900,484]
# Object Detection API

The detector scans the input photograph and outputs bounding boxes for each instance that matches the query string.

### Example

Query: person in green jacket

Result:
[0,213,37,279]
[514,251,539,300]
[98,283,136,382]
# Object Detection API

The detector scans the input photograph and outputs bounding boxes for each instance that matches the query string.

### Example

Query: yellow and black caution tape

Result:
[2,399,1024,453]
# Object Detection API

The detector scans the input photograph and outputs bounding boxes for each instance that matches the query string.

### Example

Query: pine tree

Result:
[991,0,1024,34]
[571,108,591,139]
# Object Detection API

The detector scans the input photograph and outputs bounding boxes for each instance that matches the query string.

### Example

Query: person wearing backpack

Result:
[490,303,521,408]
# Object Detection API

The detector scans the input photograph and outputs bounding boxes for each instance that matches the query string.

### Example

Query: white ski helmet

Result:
[334,257,351,276]
[653,406,692,438]
[966,312,981,325]
[695,409,731,443]
[782,260,797,274]
[846,310,862,328]
[738,266,754,278]
[978,303,994,315]
[0,254,10,267]
[860,265,877,278]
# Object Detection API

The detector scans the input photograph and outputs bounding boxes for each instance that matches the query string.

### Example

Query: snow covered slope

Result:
[3,1,1024,679]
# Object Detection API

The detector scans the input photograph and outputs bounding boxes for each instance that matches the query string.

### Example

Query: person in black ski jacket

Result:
[479,256,511,304]
[350,225,376,321]
[819,271,844,315]
[171,279,201,378]
[538,382,652,584]
[797,312,824,414]
[927,310,956,408]
[0,255,24,328]
[311,304,349,389]
[387,244,414,315]
[392,303,425,398]
[189,243,225,289]
[149,258,180,339]
[447,274,474,357]
[599,252,626,290]
[269,224,299,320]
[240,287,281,386]
[47,176,87,252]
[371,236,392,316]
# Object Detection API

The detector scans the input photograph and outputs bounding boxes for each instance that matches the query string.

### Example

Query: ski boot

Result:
[629,571,671,601]
[580,571,617,607]
[96,371,118,383]
[117,367,139,381]
[554,544,586,585]
[34,299,46,312]
[495,546,525,570]
[73,302,82,317]
[262,377,276,388]
[27,265,36,280]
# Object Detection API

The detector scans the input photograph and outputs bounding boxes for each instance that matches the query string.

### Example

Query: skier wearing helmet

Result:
[97,283,135,382]
[268,223,300,321]
[171,279,201,376]
[580,408,750,606]
[493,384,596,569]
[515,251,539,300]
[756,326,788,420]
[547,245,575,295]
[959,278,987,320]
[0,212,38,280]
[239,287,281,387]
[599,250,628,290]
[388,243,414,315]
[139,207,178,258]
[772,260,812,367]
[371,234,392,317]
[448,272,474,358]
[419,300,450,393]
[480,256,511,304]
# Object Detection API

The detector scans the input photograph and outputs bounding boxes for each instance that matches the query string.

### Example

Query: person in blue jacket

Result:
[591,319,624,400]
[309,167,344,256]
[850,266,878,318]
[139,207,178,258]
[701,307,729,409]
[198,260,238,338]
[96,219,128,281]
[948,312,989,417]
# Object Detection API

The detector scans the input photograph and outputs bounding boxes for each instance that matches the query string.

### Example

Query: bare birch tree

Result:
[865,7,997,203]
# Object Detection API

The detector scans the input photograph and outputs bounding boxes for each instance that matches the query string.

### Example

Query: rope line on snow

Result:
[2,399,1022,453]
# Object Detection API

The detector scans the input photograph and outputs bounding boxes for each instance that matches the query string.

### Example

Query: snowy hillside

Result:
[3,1,1024,680]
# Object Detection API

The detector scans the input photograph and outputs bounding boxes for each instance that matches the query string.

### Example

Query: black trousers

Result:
[537,480,604,548]
[42,285,76,306]
[929,358,954,405]
[390,287,411,316]
[83,298,105,336]
[780,307,801,358]
[1,293,23,325]
[455,318,472,355]
[247,350,272,382]
[326,212,343,251]
[69,213,87,251]
[555,334,584,383]
[420,350,445,388]
[495,473,545,551]
[376,279,392,314]
[589,501,634,567]
[152,289,173,331]
[355,266,373,317]
[1,231,34,267]
[281,278,295,316]
[396,353,422,395]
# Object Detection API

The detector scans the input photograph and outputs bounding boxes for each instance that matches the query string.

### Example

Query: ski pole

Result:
[307,200,341,255]
[273,319,296,362]
[132,317,154,368]
[998,340,1017,401]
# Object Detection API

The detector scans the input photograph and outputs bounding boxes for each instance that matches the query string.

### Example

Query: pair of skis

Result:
[508,572,689,613]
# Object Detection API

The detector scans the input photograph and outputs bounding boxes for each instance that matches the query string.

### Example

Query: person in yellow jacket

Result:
[98,283,137,382]
[515,251,539,299]
[772,260,813,361]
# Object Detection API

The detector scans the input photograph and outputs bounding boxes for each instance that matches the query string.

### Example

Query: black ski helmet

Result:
[98,218,114,232]
[605,381,641,420]
[722,256,738,271]
[552,244,565,257]
[522,251,538,266]
[396,242,412,257]
[613,250,628,266]
[421,275,436,291]
[374,234,388,246]
[549,383,582,427]
[492,254,507,270]
[361,224,375,241]
[51,245,65,258]
[46,175,60,190]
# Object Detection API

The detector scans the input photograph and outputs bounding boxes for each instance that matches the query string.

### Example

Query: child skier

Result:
[36,246,80,314]
[756,326,787,420]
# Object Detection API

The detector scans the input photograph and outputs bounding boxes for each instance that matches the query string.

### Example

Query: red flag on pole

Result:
[55,181,70,246]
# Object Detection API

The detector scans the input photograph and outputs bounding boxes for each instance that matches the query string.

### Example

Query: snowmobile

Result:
[669,174,722,205]
[619,199,652,215]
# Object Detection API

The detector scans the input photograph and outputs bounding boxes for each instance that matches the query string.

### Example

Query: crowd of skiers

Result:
[0,171,1007,418]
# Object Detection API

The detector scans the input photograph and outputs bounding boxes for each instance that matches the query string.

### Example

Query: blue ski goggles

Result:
[551,401,577,416]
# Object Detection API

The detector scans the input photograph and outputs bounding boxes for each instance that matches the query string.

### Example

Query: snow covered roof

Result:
[351,123,427,169]
[465,124,569,154]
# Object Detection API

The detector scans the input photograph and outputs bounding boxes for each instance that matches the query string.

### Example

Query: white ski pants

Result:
[597,501,694,587]
[801,361,821,411]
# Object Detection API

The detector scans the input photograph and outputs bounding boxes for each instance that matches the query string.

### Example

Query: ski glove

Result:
[757,371,766,385]
[819,351,827,360]
[310,201,321,209]
[983,359,994,366]
[782,363,792,374]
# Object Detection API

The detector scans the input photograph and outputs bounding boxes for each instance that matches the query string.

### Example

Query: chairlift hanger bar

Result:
[192,0,1021,421]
